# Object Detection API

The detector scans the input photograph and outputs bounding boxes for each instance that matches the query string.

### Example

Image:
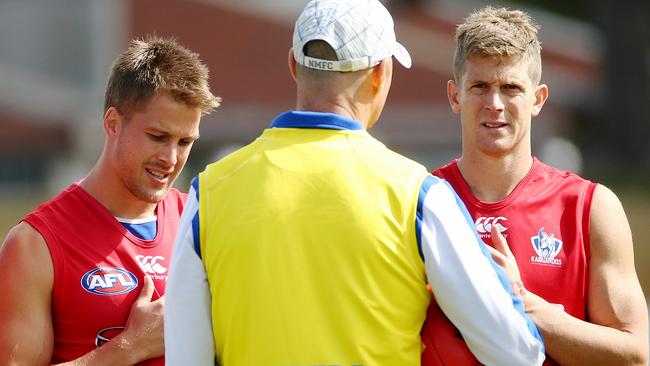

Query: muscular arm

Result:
[0,222,164,366]
[0,222,54,365]
[522,185,648,365]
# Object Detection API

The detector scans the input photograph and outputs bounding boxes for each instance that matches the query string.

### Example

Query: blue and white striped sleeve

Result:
[164,177,215,365]
[417,175,545,366]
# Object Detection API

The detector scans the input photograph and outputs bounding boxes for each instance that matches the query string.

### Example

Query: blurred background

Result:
[0,0,648,321]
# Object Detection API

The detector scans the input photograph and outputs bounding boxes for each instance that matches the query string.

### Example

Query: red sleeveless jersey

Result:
[422,158,596,365]
[23,183,186,365]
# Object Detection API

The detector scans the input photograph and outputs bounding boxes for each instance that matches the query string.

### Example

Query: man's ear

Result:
[532,84,548,117]
[371,59,387,93]
[288,48,298,82]
[447,80,461,114]
[103,106,121,137]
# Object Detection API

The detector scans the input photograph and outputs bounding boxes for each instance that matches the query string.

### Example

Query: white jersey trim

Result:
[164,183,215,365]
[418,176,544,366]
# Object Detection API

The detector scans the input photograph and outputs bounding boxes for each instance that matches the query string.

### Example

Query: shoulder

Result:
[163,188,188,213]
[534,159,592,184]
[1,222,53,284]
[4,221,47,247]
[532,160,596,202]
[590,184,624,223]
[591,183,620,204]
[588,184,632,257]
[165,187,187,203]
[354,139,429,184]
[432,159,458,178]
[419,175,461,210]
[202,138,265,175]
[375,141,427,170]
[26,184,78,216]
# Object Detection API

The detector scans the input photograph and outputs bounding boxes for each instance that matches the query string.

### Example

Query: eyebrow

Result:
[147,127,200,141]
[467,77,525,85]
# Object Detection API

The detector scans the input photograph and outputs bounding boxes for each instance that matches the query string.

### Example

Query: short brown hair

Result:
[104,35,220,118]
[453,7,542,84]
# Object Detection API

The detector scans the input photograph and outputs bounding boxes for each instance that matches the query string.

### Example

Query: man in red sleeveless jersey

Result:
[0,35,220,365]
[421,6,648,366]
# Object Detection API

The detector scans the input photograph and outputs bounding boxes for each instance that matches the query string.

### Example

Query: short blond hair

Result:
[104,35,220,118]
[453,6,542,84]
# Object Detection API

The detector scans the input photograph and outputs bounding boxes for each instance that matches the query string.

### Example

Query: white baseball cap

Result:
[292,0,412,72]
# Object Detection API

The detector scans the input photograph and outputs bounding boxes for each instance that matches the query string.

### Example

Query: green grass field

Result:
[2,187,650,294]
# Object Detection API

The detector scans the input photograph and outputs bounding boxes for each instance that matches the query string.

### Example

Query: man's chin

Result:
[136,187,169,204]
[149,188,169,203]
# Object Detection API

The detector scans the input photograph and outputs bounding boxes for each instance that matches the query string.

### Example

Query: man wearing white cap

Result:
[164,1,545,365]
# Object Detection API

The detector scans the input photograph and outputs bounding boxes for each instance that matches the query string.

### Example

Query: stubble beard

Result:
[123,174,174,204]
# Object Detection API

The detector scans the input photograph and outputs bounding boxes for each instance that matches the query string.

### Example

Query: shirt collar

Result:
[269,111,364,131]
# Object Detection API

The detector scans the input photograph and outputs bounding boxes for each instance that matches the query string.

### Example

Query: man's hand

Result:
[486,225,526,298]
[113,275,165,363]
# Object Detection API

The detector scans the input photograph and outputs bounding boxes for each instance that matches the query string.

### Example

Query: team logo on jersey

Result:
[135,255,167,274]
[530,228,563,267]
[81,267,138,296]
[95,326,124,347]
[135,255,168,281]
[474,216,508,239]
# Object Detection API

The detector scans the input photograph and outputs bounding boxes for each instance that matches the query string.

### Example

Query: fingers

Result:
[487,245,506,267]
[491,225,512,256]
[137,275,155,302]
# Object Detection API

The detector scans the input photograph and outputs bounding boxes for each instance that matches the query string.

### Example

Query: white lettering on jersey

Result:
[88,273,136,289]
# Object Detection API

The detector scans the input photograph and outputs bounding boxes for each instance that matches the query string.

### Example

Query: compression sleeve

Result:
[417,175,545,366]
[164,178,215,365]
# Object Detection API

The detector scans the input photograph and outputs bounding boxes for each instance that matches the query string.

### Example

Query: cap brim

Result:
[393,42,412,69]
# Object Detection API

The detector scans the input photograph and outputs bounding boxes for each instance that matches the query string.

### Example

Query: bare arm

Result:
[0,222,165,366]
[0,222,54,365]
[491,184,649,365]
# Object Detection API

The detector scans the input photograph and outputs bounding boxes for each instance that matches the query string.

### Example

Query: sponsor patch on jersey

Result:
[81,267,138,295]
[530,228,563,267]
[135,255,167,274]
[474,216,508,239]
[135,255,168,281]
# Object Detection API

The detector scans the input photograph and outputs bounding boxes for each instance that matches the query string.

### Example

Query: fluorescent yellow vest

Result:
[199,127,430,366]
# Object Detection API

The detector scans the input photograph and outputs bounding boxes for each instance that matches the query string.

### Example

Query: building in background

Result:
[0,0,602,196]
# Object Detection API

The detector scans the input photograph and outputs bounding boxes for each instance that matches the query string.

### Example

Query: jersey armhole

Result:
[582,182,598,261]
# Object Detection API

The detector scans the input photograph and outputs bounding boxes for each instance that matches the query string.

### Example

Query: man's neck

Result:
[296,101,370,129]
[80,160,157,219]
[457,152,534,203]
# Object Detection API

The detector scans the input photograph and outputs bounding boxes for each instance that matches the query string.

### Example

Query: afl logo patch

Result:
[81,267,138,296]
